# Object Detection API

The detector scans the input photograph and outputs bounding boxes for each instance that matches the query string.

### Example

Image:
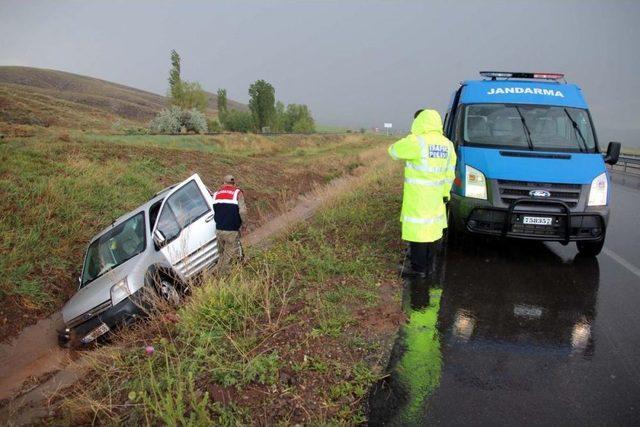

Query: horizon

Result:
[1,0,639,144]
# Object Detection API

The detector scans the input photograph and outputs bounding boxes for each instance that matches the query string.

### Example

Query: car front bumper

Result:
[450,193,609,243]
[58,296,144,347]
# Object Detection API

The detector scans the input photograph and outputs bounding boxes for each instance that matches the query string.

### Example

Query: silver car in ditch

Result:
[59,173,219,346]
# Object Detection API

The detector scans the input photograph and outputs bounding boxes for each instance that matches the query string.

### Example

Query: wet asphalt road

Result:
[368,175,640,426]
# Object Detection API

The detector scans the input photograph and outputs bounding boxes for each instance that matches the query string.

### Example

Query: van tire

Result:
[157,276,182,307]
[576,240,604,257]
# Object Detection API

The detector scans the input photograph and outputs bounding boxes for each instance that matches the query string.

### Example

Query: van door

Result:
[153,174,218,279]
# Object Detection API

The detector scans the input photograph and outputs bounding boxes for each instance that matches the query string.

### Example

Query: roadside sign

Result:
[384,123,392,128]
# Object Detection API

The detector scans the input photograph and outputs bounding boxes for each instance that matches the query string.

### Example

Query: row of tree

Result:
[150,50,315,134]
[216,82,314,133]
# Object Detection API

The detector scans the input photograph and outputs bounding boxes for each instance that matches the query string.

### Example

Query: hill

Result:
[0,66,246,131]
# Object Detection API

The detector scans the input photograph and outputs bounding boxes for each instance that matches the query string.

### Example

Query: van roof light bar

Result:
[480,71,565,81]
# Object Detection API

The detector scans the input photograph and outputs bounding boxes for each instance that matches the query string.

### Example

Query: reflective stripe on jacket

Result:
[388,109,457,243]
[213,185,243,231]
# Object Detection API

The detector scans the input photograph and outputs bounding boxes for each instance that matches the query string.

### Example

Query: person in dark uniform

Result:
[212,174,247,272]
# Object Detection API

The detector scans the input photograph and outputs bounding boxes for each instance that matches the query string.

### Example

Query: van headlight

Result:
[110,278,132,305]
[465,165,487,200]
[587,172,608,206]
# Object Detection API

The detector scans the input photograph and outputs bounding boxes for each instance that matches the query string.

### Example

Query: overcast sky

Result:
[1,0,639,141]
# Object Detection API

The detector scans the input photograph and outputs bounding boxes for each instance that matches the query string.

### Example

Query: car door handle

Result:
[205,214,215,223]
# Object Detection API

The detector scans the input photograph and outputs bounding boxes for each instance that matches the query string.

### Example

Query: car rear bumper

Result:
[450,193,608,243]
[58,296,144,346]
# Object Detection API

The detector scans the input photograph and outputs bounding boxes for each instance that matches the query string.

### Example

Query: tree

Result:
[221,110,254,133]
[248,79,276,132]
[179,81,207,112]
[169,49,182,101]
[271,101,286,132]
[166,50,207,112]
[217,88,228,114]
[284,104,315,133]
[150,106,207,134]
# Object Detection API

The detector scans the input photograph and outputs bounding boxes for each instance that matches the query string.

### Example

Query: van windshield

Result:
[81,212,146,287]
[463,104,597,152]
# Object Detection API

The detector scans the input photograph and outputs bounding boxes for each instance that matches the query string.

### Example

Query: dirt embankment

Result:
[0,145,403,425]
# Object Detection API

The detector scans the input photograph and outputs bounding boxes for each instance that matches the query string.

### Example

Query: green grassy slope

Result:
[0,132,391,339]
[57,154,403,425]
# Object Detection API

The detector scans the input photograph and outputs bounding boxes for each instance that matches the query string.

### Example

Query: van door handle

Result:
[205,214,215,223]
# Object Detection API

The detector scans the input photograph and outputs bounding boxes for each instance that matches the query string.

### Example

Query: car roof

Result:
[458,79,588,109]
[87,174,203,245]
[88,187,172,244]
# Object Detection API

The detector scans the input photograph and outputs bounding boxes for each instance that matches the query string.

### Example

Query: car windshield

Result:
[81,212,146,287]
[463,104,597,152]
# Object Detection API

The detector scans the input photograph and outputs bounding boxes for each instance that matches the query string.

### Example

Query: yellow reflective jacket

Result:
[388,110,457,243]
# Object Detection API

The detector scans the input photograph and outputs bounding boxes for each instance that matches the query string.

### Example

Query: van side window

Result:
[156,180,210,242]
[446,86,463,140]
[167,180,210,227]
[443,110,450,135]
[157,205,181,242]
[454,105,464,144]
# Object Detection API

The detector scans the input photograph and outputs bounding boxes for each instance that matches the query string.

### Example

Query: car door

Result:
[153,174,218,279]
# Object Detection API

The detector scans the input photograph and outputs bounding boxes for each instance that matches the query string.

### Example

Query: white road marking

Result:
[603,247,640,280]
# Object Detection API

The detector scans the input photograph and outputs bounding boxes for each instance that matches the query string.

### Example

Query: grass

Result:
[56,155,404,425]
[622,146,640,156]
[0,66,245,132]
[0,132,391,337]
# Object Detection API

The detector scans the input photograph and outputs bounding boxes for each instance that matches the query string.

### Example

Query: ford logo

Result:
[529,190,551,198]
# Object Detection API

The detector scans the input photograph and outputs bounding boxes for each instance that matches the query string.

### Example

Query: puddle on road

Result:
[368,278,444,425]
[367,239,601,425]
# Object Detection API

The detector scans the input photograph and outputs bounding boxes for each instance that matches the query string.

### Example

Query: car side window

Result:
[168,180,209,227]
[156,180,210,242]
[156,204,181,241]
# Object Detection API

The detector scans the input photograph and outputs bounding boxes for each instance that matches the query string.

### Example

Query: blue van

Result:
[445,71,621,256]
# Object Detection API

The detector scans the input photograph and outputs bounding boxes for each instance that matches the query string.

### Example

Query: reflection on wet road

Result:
[369,181,640,426]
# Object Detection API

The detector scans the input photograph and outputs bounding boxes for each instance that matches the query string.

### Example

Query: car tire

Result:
[158,277,181,307]
[576,239,604,257]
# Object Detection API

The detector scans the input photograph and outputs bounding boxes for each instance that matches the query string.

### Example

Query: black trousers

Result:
[409,241,438,273]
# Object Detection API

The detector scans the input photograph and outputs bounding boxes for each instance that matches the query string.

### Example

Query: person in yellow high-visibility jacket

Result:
[388,109,456,276]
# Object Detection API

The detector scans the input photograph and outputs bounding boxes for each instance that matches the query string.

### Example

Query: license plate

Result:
[523,216,552,225]
[81,323,110,344]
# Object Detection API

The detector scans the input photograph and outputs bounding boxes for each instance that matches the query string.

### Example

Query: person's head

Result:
[223,174,235,185]
[411,109,443,135]
[414,109,424,119]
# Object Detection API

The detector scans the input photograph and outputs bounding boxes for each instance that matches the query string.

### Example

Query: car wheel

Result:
[158,278,181,306]
[576,239,604,257]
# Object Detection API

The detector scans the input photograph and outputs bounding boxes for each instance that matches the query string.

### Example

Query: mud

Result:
[0,313,67,401]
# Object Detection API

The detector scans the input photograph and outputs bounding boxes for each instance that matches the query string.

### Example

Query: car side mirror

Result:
[153,229,167,249]
[604,141,621,165]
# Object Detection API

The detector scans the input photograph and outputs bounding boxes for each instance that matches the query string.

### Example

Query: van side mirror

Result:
[153,229,167,249]
[604,141,621,165]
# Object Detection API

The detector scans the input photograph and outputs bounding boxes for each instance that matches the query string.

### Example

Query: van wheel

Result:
[158,277,181,306]
[576,240,604,257]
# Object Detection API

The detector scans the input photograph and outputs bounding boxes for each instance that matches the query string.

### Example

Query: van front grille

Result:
[497,180,582,208]
[67,300,112,329]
